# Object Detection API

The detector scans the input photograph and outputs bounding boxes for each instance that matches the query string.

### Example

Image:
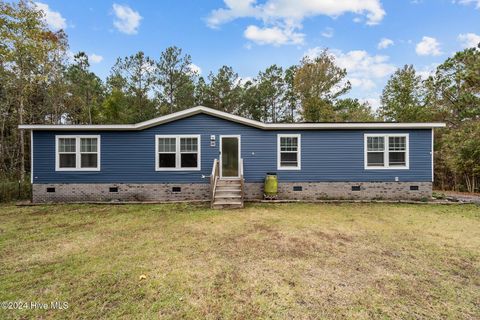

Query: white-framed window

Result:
[364,134,409,169]
[277,134,301,170]
[55,135,100,171]
[155,135,201,171]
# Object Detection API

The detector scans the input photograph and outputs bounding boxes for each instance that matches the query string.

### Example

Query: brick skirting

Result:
[244,182,432,200]
[32,181,432,203]
[32,183,210,203]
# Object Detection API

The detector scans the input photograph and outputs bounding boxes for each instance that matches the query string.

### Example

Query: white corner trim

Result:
[55,135,101,171]
[364,133,409,170]
[431,129,434,182]
[277,134,301,171]
[18,106,447,131]
[155,134,201,171]
[30,130,33,183]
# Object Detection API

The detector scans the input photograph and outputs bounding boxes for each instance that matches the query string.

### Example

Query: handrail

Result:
[210,159,219,207]
[211,158,218,178]
[240,158,244,177]
[239,158,245,205]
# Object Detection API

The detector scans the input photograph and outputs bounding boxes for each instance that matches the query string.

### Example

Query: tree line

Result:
[1,1,479,192]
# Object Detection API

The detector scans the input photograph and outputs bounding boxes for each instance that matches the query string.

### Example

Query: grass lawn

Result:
[0,203,479,319]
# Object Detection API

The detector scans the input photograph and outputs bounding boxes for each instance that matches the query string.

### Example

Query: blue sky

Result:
[35,0,479,109]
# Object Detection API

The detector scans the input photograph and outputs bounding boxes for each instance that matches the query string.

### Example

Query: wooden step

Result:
[212,177,244,209]
[215,187,241,192]
[212,200,244,209]
[215,193,242,199]
[215,186,241,192]
[216,183,241,187]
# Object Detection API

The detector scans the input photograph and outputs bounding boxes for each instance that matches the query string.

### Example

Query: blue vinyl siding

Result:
[32,114,432,183]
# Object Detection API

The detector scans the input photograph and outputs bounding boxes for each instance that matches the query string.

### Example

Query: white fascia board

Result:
[18,106,447,131]
[265,122,447,129]
[18,124,137,130]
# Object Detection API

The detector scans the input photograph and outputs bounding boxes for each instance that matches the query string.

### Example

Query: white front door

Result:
[220,135,240,178]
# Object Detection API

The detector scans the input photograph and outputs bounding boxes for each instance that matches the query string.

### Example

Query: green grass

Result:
[0,203,479,319]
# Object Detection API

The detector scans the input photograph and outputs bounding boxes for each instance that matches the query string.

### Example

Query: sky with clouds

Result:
[35,0,479,109]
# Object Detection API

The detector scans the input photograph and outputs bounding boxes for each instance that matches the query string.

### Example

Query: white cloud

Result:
[35,2,66,30]
[305,48,396,90]
[244,25,304,45]
[349,78,376,90]
[458,33,480,49]
[189,63,202,75]
[321,27,334,38]
[453,0,480,9]
[378,38,394,49]
[236,76,254,86]
[66,50,75,61]
[417,63,438,80]
[112,4,142,35]
[208,0,385,27]
[141,61,155,73]
[207,0,385,46]
[360,97,381,110]
[415,36,442,56]
[89,54,103,64]
[332,50,396,78]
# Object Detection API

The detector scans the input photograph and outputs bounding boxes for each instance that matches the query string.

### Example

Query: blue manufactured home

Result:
[19,106,445,207]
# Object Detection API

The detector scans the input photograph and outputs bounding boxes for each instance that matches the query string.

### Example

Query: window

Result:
[180,137,198,168]
[365,134,409,169]
[277,134,301,170]
[388,136,407,167]
[56,135,100,171]
[158,137,176,168]
[80,138,98,168]
[156,135,200,171]
[58,138,76,168]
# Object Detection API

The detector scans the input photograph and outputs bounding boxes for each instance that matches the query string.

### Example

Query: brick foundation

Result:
[32,183,210,203]
[244,182,432,200]
[32,181,432,203]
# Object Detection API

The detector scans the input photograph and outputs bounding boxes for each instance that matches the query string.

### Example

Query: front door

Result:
[220,135,240,178]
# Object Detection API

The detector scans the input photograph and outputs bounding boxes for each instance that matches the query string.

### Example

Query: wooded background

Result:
[1,1,479,196]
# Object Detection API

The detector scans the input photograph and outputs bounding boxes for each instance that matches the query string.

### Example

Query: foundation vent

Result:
[351,186,361,191]
[172,187,181,193]
[46,187,55,193]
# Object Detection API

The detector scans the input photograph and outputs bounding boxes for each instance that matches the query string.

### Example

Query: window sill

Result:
[56,168,101,172]
[277,167,301,171]
[364,166,409,170]
[155,168,201,171]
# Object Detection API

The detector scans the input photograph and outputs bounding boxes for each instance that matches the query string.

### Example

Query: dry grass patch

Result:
[0,203,479,319]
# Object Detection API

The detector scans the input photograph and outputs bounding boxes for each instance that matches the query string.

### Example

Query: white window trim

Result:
[364,133,409,170]
[55,135,101,171]
[277,134,301,170]
[155,135,201,171]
